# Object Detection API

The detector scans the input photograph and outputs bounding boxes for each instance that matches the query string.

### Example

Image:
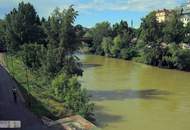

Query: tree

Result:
[101,37,113,56]
[139,11,162,44]
[88,21,112,54]
[112,20,135,38]
[75,24,87,40]
[43,6,82,76]
[163,11,185,44]
[113,20,129,36]
[111,35,122,57]
[59,6,79,55]
[5,2,45,51]
[43,9,61,48]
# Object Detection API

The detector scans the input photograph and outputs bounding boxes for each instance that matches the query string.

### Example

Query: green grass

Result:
[4,55,65,120]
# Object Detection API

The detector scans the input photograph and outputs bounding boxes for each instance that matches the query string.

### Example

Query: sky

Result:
[0,0,187,28]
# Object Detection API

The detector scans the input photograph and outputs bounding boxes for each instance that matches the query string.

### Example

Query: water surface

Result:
[80,54,190,130]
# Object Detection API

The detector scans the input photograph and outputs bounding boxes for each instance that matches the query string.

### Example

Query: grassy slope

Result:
[4,55,65,120]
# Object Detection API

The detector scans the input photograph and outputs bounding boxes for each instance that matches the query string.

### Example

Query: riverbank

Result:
[83,48,190,73]
[4,55,65,119]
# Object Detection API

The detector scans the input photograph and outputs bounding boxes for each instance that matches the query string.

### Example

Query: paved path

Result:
[0,65,50,130]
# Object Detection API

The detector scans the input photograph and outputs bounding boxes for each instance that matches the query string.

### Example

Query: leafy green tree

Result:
[43,10,61,48]
[113,20,135,38]
[111,35,122,57]
[101,37,113,56]
[5,2,45,51]
[87,22,112,54]
[75,24,87,40]
[113,20,129,36]
[43,6,82,76]
[59,6,79,55]
[139,11,162,44]
[163,11,185,44]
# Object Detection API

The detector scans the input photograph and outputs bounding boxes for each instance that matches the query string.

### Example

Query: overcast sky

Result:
[0,0,187,27]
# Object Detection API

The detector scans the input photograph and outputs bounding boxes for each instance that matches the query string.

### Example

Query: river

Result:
[79,54,190,130]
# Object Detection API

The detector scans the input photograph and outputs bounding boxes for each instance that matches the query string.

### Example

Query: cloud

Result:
[0,0,180,17]
[75,0,178,12]
[0,0,182,28]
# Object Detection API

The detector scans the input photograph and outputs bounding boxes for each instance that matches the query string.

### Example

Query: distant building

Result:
[180,1,190,26]
[156,9,172,23]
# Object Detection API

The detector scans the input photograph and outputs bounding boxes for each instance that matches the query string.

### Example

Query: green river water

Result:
[80,54,190,130]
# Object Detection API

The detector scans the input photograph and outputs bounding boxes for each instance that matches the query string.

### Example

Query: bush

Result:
[51,73,94,119]
[120,48,137,60]
[175,49,190,70]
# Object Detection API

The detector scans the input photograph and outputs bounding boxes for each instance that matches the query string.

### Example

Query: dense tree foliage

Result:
[5,2,45,51]
[42,7,83,76]
[83,10,190,71]
[84,20,137,59]
[162,11,185,44]
[137,11,190,70]
[139,12,163,44]
[2,2,93,120]
[87,22,112,54]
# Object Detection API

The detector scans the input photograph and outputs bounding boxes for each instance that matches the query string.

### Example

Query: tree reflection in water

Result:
[88,89,171,101]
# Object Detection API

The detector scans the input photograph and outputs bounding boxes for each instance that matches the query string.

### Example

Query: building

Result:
[180,1,190,26]
[156,9,171,23]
